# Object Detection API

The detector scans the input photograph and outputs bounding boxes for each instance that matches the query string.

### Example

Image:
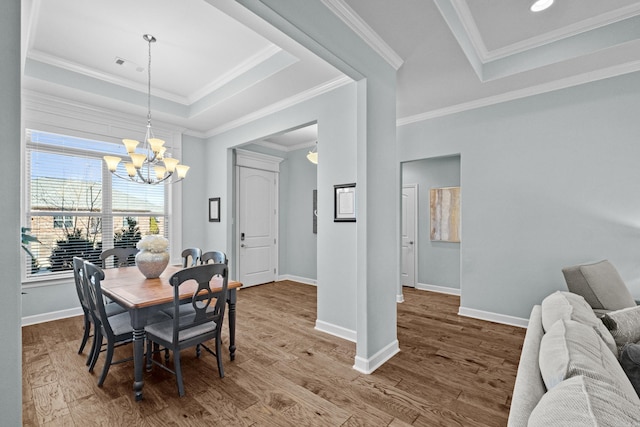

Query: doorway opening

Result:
[233,122,318,287]
[399,154,461,301]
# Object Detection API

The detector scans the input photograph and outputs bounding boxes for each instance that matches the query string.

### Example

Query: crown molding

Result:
[320,0,404,70]
[206,75,352,137]
[188,44,283,103]
[22,89,187,135]
[397,59,640,127]
[255,139,316,153]
[26,50,188,105]
[489,3,640,61]
[450,0,640,63]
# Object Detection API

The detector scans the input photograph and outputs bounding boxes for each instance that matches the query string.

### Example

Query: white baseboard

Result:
[415,283,461,296]
[413,284,527,328]
[278,274,317,286]
[22,307,83,327]
[396,293,404,303]
[458,307,528,328]
[314,319,356,342]
[353,339,400,374]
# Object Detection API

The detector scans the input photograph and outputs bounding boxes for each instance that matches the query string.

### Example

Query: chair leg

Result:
[215,335,224,378]
[174,350,185,397]
[146,339,152,372]
[97,337,114,387]
[89,331,103,372]
[86,326,98,366]
[196,343,201,358]
[78,313,91,354]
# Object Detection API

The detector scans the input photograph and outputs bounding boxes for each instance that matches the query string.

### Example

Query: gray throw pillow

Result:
[620,343,640,397]
[562,260,635,311]
[602,305,640,353]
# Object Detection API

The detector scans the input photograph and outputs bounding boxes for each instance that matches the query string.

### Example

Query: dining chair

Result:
[145,263,229,396]
[72,257,125,366]
[163,250,227,320]
[201,250,228,265]
[181,248,202,267]
[83,260,170,386]
[100,247,139,268]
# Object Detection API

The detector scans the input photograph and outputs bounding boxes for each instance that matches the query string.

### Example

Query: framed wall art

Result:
[430,186,460,242]
[334,183,356,222]
[209,197,220,222]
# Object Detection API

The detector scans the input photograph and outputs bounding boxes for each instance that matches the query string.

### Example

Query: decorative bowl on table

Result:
[135,235,170,279]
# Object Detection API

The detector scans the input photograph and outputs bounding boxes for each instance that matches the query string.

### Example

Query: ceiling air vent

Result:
[114,57,144,72]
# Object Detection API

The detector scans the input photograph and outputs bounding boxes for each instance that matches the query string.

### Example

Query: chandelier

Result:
[103,34,189,185]
[306,143,318,164]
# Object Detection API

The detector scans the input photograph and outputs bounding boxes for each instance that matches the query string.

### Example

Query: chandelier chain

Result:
[102,34,189,185]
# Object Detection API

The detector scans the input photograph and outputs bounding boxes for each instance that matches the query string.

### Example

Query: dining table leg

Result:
[228,288,237,361]
[130,309,148,401]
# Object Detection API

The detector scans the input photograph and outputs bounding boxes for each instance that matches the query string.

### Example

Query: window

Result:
[53,215,73,228]
[24,130,168,278]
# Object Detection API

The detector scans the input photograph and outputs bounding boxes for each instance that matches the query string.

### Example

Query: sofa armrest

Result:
[507,305,547,427]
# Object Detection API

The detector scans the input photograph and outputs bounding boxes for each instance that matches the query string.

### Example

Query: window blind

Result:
[25,130,168,278]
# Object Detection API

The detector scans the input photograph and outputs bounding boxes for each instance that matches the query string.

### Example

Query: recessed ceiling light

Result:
[530,0,554,12]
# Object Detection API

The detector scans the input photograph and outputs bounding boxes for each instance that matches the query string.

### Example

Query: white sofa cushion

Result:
[541,291,617,356]
[507,305,546,427]
[538,318,638,401]
[528,376,640,426]
[602,305,640,354]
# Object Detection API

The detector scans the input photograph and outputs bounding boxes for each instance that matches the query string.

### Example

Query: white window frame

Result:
[22,94,184,286]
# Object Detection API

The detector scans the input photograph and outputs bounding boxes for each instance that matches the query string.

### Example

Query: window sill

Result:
[22,272,73,289]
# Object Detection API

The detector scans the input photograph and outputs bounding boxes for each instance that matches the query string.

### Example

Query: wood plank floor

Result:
[22,281,525,426]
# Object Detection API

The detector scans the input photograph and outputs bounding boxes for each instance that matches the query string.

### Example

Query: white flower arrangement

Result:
[136,235,169,253]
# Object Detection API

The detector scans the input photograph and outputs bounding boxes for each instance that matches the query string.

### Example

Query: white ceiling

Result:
[22,0,640,149]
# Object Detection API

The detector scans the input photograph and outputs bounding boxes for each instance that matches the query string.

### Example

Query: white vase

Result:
[135,250,170,279]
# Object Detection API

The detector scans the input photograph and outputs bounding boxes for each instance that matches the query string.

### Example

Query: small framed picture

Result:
[334,183,356,222]
[209,197,220,222]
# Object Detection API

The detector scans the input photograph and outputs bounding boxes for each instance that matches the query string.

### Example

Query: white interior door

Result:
[238,166,277,287]
[401,184,417,287]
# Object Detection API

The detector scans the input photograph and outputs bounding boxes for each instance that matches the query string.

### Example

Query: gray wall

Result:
[281,147,318,281]
[402,156,461,289]
[199,82,360,335]
[1,0,23,423]
[181,134,208,251]
[399,70,640,319]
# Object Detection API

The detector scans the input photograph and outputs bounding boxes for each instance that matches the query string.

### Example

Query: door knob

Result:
[240,244,245,248]
[409,241,414,245]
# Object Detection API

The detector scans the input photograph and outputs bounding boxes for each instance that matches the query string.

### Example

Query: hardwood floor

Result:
[22,281,525,426]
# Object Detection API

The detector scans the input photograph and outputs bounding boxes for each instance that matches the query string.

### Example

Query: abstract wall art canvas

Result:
[430,186,460,242]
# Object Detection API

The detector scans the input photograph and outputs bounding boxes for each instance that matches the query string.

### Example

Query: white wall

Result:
[1,0,23,423]
[399,70,640,320]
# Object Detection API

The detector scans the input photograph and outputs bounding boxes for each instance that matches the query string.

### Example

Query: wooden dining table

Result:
[100,264,242,401]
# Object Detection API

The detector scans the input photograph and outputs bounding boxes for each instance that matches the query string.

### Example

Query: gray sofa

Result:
[507,291,640,426]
